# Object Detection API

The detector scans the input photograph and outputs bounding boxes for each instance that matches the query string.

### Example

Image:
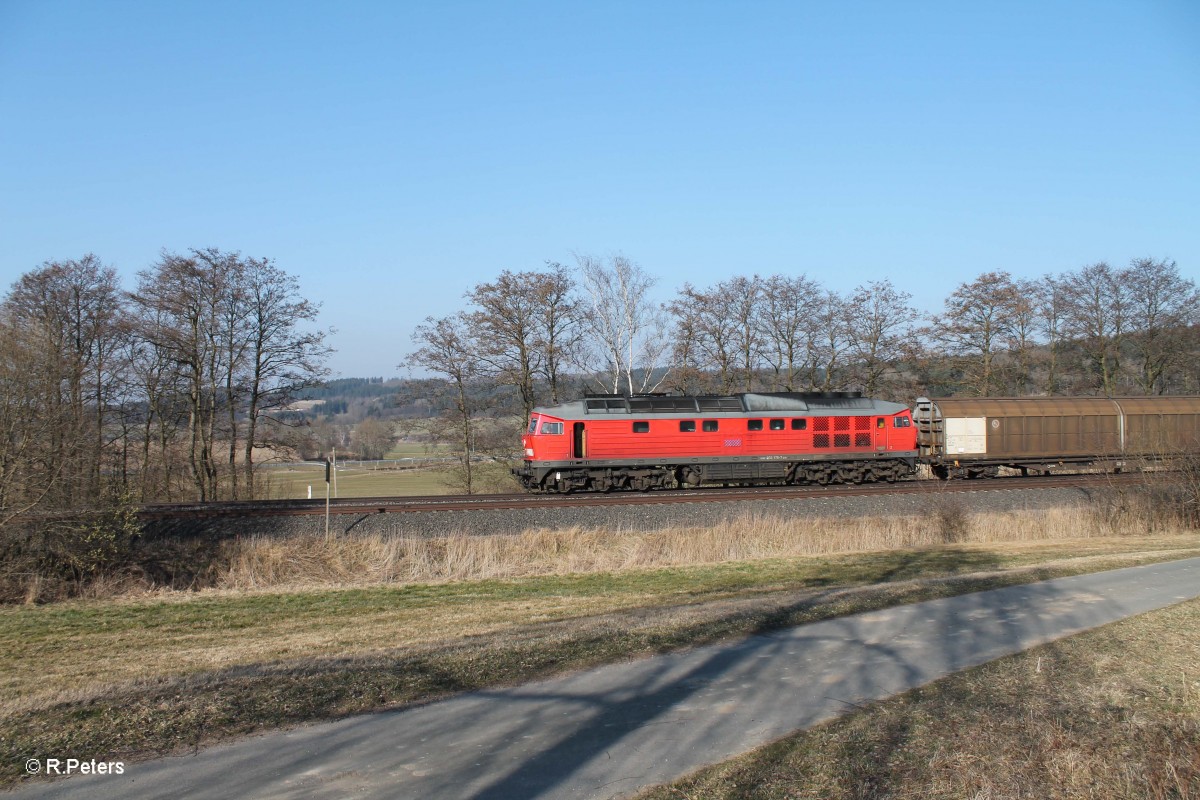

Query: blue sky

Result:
[2,0,1198,377]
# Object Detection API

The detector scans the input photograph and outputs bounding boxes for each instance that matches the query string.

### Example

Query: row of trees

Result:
[408,255,1199,491]
[1,251,330,523]
[664,258,1198,399]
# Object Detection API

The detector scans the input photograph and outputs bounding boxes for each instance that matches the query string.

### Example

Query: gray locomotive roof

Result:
[533,392,910,421]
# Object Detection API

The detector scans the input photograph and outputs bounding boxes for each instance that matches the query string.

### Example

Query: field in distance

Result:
[259,440,518,498]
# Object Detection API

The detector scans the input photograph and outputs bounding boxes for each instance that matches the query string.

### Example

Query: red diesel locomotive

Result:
[513,392,918,493]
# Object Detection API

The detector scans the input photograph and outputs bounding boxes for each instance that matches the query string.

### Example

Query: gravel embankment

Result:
[143,485,1097,540]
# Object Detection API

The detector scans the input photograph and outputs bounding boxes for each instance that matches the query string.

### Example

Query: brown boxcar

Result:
[914,396,1200,478]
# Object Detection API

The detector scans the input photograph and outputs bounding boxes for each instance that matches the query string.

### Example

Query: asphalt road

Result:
[13,557,1200,800]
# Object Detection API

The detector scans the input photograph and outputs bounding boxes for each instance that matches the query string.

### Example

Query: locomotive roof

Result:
[533,392,911,420]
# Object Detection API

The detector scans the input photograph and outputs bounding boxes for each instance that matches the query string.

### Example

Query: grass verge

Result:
[638,596,1200,800]
[4,534,1200,788]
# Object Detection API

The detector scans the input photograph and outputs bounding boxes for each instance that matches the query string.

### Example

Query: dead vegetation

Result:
[5,465,1199,604]
[215,496,1193,592]
[4,474,1199,787]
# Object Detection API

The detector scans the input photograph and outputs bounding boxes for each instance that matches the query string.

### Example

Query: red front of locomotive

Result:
[521,412,570,462]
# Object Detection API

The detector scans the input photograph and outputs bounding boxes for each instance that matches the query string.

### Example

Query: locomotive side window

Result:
[702,420,719,432]
[769,419,784,430]
[528,417,539,434]
[748,419,763,431]
[540,422,563,435]
[893,417,911,428]
[791,418,807,431]
[633,421,650,433]
[679,420,696,432]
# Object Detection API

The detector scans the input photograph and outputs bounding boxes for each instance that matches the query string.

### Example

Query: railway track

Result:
[139,471,1149,519]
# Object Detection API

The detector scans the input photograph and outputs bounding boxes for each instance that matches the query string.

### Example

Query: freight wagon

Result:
[914,396,1200,479]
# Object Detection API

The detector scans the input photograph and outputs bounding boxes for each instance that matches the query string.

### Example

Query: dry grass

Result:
[5,494,1200,789]
[639,597,1200,800]
[12,532,1198,720]
[216,503,1175,591]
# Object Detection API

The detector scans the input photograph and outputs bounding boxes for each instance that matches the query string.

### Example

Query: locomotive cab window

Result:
[528,417,539,434]
[791,418,807,431]
[702,420,719,432]
[632,421,650,433]
[748,419,763,431]
[679,420,696,432]
[540,421,563,435]
[893,417,911,428]
[877,418,885,429]
[769,419,785,431]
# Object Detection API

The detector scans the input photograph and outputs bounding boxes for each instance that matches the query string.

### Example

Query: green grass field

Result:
[382,440,450,459]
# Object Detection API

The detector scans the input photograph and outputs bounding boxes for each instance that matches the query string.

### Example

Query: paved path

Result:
[14,557,1200,800]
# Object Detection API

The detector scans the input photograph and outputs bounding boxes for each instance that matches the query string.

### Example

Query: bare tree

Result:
[1123,257,1200,394]
[467,264,582,418]
[2,255,125,508]
[404,314,480,494]
[132,251,232,501]
[1006,278,1041,395]
[0,311,66,524]
[845,279,917,396]
[726,275,764,391]
[929,271,1021,396]
[668,282,740,393]
[1060,262,1128,396]
[1036,275,1069,395]
[131,249,329,500]
[466,271,542,420]
[533,263,583,404]
[239,257,331,492]
[668,276,764,393]
[758,274,822,391]
[806,290,851,391]
[352,417,395,460]
[575,254,670,395]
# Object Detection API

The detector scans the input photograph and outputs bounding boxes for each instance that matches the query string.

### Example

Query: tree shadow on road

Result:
[453,548,1142,799]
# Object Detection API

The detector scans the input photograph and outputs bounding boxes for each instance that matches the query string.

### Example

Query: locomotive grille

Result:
[855,433,872,447]
[814,434,830,448]
[813,417,830,432]
[834,434,851,447]
[834,417,850,431]
[855,416,871,430]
